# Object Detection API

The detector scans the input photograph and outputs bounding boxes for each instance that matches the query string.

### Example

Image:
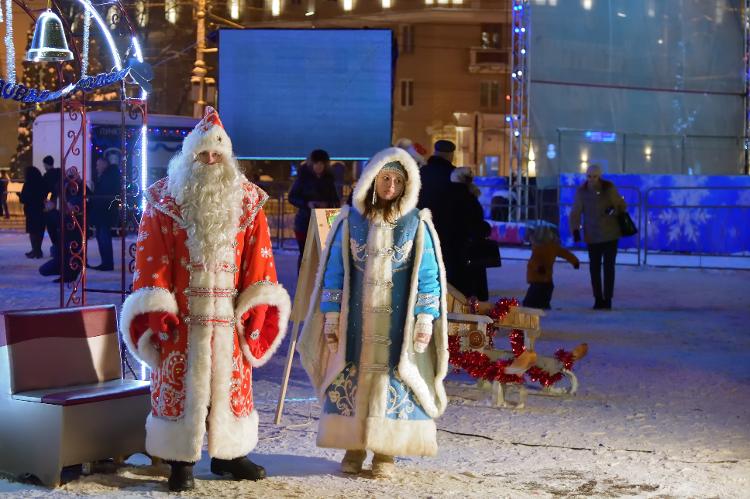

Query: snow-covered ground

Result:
[0,231,748,498]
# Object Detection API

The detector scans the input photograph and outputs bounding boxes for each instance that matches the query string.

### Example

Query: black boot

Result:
[167,461,195,492]
[211,456,266,481]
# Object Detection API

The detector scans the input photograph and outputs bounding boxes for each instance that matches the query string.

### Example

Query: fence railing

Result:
[5,179,749,269]
[642,187,750,268]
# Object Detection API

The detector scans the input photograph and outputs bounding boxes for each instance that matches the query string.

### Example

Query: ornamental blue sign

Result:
[0,66,132,104]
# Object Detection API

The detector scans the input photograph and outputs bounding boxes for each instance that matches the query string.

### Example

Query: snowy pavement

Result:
[0,231,748,498]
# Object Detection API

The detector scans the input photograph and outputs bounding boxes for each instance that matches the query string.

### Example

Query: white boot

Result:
[371,454,395,478]
[340,450,366,474]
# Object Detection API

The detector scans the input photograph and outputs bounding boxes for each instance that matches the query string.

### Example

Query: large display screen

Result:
[218,29,393,160]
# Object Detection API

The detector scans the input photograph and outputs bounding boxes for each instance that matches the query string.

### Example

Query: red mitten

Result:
[242,305,282,360]
[242,304,269,339]
[130,311,179,348]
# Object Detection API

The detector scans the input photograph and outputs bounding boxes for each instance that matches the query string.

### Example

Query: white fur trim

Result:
[181,121,233,159]
[146,413,204,463]
[352,147,421,215]
[316,413,366,450]
[235,282,291,368]
[136,329,160,370]
[119,287,178,368]
[298,206,351,399]
[364,417,438,457]
[396,210,450,419]
[208,409,260,459]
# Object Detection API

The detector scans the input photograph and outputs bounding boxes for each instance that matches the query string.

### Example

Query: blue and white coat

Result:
[298,147,449,457]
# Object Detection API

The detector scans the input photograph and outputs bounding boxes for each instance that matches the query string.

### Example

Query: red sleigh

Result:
[445,285,587,409]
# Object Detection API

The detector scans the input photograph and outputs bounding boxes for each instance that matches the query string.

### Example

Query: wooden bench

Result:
[0,305,151,486]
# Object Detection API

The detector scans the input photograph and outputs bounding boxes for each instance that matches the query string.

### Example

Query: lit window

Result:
[425,0,434,5]
[229,0,245,20]
[582,0,593,10]
[382,0,392,7]
[135,0,148,27]
[481,24,502,49]
[272,0,280,16]
[400,79,414,107]
[343,0,353,11]
[165,0,178,23]
[480,81,500,109]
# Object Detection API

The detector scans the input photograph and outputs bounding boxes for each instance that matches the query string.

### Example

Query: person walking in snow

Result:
[570,164,626,310]
[299,147,449,478]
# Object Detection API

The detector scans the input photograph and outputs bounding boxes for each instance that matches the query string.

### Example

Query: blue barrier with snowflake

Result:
[559,174,750,255]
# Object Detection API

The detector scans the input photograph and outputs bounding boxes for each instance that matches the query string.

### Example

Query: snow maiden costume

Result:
[298,147,449,476]
[120,107,290,491]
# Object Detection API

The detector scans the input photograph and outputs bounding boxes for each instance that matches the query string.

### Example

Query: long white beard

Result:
[167,152,244,266]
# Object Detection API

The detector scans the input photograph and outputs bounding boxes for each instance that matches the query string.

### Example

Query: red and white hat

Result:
[181,106,233,159]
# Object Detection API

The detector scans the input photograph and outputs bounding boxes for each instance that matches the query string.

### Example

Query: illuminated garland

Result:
[448,297,579,388]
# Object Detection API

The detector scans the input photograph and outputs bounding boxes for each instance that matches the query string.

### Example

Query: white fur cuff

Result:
[120,287,178,369]
[235,282,291,367]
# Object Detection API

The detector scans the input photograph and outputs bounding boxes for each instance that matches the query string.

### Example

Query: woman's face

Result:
[312,161,327,176]
[375,170,405,201]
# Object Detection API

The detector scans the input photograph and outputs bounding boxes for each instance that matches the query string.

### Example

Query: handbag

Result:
[464,238,502,269]
[617,211,638,237]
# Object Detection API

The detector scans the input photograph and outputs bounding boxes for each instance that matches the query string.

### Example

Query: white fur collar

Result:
[352,147,421,215]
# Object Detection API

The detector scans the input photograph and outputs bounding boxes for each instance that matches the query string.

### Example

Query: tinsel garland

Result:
[448,297,578,388]
[81,9,91,77]
[4,0,14,84]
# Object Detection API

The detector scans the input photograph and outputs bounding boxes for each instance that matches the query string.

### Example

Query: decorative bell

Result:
[25,10,74,63]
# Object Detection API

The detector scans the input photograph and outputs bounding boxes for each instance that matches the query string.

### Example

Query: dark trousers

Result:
[295,230,307,272]
[587,239,618,302]
[39,217,82,280]
[44,209,60,249]
[523,282,554,309]
[95,224,114,268]
[28,231,43,253]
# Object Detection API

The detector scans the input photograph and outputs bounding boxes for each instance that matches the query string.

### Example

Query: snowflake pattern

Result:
[260,247,272,258]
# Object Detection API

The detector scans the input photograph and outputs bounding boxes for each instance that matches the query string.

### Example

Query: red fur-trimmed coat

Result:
[120,178,290,462]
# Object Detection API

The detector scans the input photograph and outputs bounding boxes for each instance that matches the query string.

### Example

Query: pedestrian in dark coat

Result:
[88,158,120,270]
[569,164,626,310]
[42,155,61,255]
[39,169,84,283]
[19,166,46,258]
[0,171,10,219]
[418,140,492,298]
[288,149,340,270]
[445,167,492,300]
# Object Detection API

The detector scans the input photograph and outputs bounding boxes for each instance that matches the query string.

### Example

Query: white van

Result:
[32,111,197,188]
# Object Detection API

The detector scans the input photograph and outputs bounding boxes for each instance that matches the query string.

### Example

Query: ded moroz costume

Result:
[120,106,290,491]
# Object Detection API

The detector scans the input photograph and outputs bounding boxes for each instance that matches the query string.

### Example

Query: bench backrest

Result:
[0,305,122,394]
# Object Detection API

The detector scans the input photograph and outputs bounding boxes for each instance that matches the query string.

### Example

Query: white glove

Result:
[323,312,340,353]
[414,314,434,353]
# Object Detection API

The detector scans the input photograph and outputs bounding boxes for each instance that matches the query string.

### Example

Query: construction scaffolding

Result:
[508,0,530,221]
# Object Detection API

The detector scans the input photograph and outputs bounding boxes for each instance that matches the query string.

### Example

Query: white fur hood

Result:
[351,147,421,215]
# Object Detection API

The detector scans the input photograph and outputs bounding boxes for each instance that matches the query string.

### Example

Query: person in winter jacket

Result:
[88,158,120,270]
[569,164,626,310]
[299,147,448,479]
[522,223,579,309]
[288,149,340,270]
[19,166,47,258]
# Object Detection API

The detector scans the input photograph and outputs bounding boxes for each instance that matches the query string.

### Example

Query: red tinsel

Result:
[448,297,579,388]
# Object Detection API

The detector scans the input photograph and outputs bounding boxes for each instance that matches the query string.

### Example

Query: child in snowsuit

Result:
[522,224,579,309]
